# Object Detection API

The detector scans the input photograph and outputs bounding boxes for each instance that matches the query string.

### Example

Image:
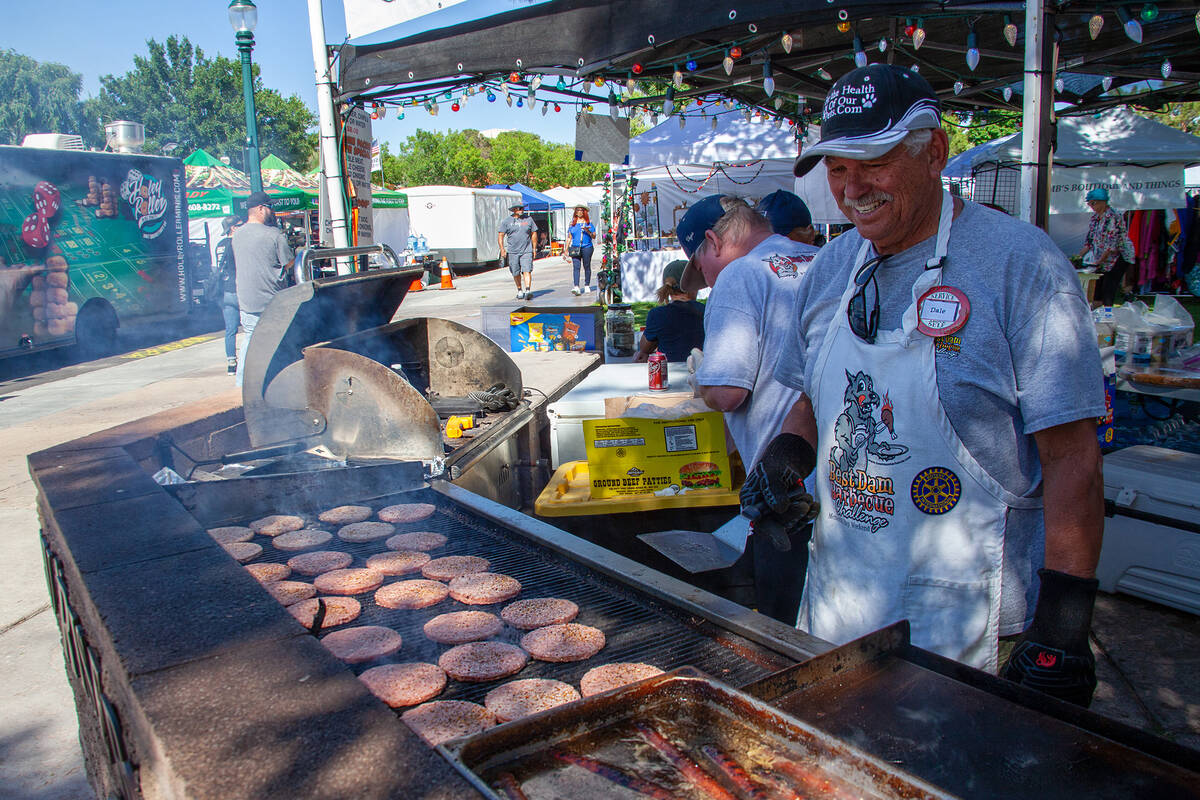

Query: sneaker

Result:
[517,289,525,300]
[571,286,581,296]
[582,285,591,293]
[226,358,237,375]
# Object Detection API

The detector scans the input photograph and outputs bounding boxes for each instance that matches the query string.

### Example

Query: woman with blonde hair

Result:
[634,260,705,362]
[566,205,596,295]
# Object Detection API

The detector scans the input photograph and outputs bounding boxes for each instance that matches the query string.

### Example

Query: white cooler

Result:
[546,362,687,467]
[1099,445,1200,615]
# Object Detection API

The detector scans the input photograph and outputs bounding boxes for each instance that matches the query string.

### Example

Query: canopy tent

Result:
[185,152,311,269]
[545,185,604,241]
[945,108,1200,251]
[620,115,846,238]
[340,1,1200,120]
[260,153,321,193]
[485,182,564,212]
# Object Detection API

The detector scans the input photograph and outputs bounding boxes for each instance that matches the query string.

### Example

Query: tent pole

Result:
[308,0,353,273]
[1020,1,1055,229]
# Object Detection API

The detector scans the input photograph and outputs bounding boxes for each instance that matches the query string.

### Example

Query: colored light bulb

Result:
[763,62,775,96]
[516,97,523,107]
[1102,75,1114,91]
[556,76,566,90]
[1117,7,1143,42]
[953,80,964,95]
[486,92,496,102]
[966,31,980,71]
[913,20,926,49]
[878,38,888,52]
[686,59,698,71]
[853,35,867,68]
[1004,16,1019,46]
[723,52,734,75]
[837,21,851,33]
[1003,86,1013,102]
[730,46,742,58]
[632,63,644,74]
[509,71,520,82]
[1161,59,1172,79]
[1140,3,1158,22]
[782,32,794,53]
[817,68,832,81]
[451,102,459,112]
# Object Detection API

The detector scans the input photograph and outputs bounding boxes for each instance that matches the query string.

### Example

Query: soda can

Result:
[648,350,668,391]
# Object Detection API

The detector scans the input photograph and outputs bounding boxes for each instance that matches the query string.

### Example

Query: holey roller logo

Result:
[119,169,169,239]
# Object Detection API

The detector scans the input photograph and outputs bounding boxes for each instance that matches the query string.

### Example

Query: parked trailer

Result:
[0,145,190,359]
[402,185,521,268]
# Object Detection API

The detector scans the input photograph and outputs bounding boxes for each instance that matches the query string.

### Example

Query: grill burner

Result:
[236,489,789,708]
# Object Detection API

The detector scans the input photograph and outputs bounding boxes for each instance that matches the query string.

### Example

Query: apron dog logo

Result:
[826,370,910,534]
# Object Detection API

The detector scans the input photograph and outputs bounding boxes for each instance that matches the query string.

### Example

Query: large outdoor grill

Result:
[28,268,1200,799]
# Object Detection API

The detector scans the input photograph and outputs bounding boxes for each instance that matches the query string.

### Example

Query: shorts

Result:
[507,251,533,275]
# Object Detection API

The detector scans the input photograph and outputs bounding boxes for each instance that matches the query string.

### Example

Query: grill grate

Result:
[236,488,790,708]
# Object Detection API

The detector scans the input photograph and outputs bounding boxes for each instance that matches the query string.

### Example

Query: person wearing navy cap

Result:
[760,64,1105,706]
[757,190,820,246]
[676,193,819,625]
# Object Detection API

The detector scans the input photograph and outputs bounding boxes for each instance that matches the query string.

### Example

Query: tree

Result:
[0,50,94,146]
[942,111,1022,157]
[381,128,606,189]
[1137,102,1200,137]
[85,36,317,169]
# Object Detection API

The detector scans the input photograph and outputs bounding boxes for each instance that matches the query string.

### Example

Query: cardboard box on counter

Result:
[583,411,730,499]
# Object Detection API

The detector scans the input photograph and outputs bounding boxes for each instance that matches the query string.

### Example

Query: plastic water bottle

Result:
[407,232,418,253]
[417,234,429,255]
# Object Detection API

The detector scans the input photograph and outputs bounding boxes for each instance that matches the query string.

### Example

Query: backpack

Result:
[206,238,233,302]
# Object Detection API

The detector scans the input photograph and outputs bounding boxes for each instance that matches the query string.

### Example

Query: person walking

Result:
[764,65,1104,706]
[1078,187,1134,306]
[232,191,293,387]
[498,202,539,299]
[211,215,242,375]
[633,260,705,362]
[566,205,596,295]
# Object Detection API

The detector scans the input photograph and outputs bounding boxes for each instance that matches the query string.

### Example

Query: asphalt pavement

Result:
[1,253,1197,799]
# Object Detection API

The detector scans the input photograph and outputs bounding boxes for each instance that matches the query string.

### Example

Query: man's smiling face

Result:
[824,129,948,255]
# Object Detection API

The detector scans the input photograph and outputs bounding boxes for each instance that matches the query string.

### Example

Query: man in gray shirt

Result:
[498,202,538,299]
[232,191,293,386]
[766,65,1104,705]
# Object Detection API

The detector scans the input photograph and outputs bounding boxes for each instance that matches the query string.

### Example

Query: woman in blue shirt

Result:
[567,206,596,295]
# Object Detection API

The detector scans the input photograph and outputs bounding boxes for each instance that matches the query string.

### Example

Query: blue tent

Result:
[486,182,564,212]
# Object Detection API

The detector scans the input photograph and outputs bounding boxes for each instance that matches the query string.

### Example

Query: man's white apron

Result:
[798,193,1041,672]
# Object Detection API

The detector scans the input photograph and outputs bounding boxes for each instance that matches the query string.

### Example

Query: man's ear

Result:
[927,128,951,175]
[704,228,721,257]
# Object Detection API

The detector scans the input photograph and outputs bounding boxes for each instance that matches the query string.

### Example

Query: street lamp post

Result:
[229,0,263,194]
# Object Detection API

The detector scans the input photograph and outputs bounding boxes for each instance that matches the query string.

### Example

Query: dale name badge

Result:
[916,285,970,337]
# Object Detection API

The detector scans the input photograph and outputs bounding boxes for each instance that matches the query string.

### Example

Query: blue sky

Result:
[0,0,579,149]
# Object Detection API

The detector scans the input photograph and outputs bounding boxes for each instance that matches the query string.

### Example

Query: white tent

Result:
[619,114,846,236]
[945,108,1200,251]
[545,185,604,242]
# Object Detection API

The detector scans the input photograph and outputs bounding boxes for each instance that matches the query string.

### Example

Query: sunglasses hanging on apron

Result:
[801,191,1042,673]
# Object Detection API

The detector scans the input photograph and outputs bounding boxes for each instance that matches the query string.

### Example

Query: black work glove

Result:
[1001,568,1099,707]
[741,433,819,552]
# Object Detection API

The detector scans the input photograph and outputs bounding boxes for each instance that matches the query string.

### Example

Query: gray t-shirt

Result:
[232,221,293,314]
[698,234,818,470]
[500,215,539,254]
[774,200,1105,634]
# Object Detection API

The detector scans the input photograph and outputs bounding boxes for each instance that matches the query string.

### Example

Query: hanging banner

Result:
[342,107,374,245]
[1049,166,1185,214]
[575,113,630,165]
[343,0,471,40]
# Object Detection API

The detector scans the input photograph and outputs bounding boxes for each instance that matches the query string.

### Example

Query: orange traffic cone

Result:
[438,257,456,290]
[408,273,424,292]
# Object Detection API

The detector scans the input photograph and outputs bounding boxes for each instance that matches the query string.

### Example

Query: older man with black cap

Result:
[759,64,1105,706]
[676,194,819,624]
[498,201,539,299]
[232,190,293,386]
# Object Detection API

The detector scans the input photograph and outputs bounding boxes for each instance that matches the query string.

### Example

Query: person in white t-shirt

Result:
[676,194,819,624]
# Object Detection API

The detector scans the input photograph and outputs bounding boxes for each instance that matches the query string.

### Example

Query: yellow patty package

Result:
[583,412,730,498]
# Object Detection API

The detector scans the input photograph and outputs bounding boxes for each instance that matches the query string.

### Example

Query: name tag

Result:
[916,286,970,337]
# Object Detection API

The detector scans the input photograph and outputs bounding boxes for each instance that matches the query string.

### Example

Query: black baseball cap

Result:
[793,64,942,177]
[246,190,274,209]
[757,190,812,233]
